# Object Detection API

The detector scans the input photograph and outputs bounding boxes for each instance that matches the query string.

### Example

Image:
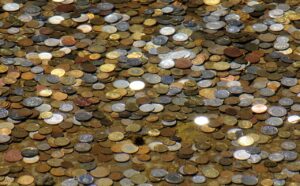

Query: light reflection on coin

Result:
[194,116,209,126]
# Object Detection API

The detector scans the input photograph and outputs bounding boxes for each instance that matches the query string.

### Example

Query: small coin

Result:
[17,175,34,185]
[108,132,124,141]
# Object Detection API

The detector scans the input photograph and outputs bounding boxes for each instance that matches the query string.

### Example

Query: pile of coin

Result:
[0,0,300,185]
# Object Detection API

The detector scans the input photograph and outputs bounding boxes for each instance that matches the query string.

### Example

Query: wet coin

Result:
[165,173,184,184]
[242,175,258,186]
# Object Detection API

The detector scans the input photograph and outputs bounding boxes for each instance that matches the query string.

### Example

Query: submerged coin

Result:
[0,0,298,185]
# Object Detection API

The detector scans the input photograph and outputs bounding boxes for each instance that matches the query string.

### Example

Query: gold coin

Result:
[40,112,53,119]
[17,175,34,185]
[99,64,116,73]
[95,178,113,186]
[0,128,11,135]
[113,88,127,97]
[51,68,65,77]
[89,53,101,60]
[127,67,144,76]
[148,129,160,136]
[108,132,124,141]
[203,0,221,5]
[38,89,53,97]
[238,120,252,129]
[0,65,8,73]
[106,51,120,59]
[144,18,156,26]
[121,143,139,154]
[237,135,254,146]
[127,52,143,58]
[200,125,216,133]
[67,70,84,78]
[0,121,15,129]
[261,179,273,186]
[109,33,120,40]
[105,91,122,99]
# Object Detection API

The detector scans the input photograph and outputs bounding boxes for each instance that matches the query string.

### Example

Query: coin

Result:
[17,175,34,185]
[0,0,298,185]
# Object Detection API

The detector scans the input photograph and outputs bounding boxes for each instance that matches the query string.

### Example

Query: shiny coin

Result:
[3,3,20,11]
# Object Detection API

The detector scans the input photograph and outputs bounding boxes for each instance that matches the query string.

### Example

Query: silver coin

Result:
[152,103,164,112]
[206,21,226,30]
[274,42,289,50]
[0,135,11,143]
[44,38,60,46]
[281,141,296,150]
[281,77,297,87]
[197,80,212,88]
[203,15,220,22]
[261,126,278,135]
[242,6,255,13]
[22,97,43,107]
[123,169,139,178]
[269,152,284,162]
[78,134,94,143]
[252,23,268,32]
[247,154,261,164]
[172,33,188,41]
[139,104,155,112]
[104,13,122,23]
[113,80,129,88]
[162,6,174,13]
[133,40,146,48]
[151,168,168,178]
[159,59,175,69]
[35,103,52,112]
[276,36,289,43]
[211,9,228,17]
[162,120,177,126]
[165,173,184,184]
[242,175,258,186]
[112,103,126,112]
[142,73,161,84]
[159,27,176,36]
[203,98,223,107]
[59,103,74,112]
[269,9,284,18]
[265,117,283,126]
[282,151,297,161]
[269,23,284,31]
[225,13,240,21]
[268,106,287,117]
[72,14,89,23]
[92,82,105,90]
[7,27,20,34]
[44,113,64,125]
[232,174,243,184]
[215,89,230,99]
[226,26,241,33]
[291,104,300,111]
[120,178,134,186]
[192,175,206,184]
[278,97,293,106]
[259,88,275,97]
[168,142,181,151]
[31,66,44,73]
[102,25,117,33]
[233,149,251,160]
[3,3,20,11]
[277,4,290,11]
[61,178,79,186]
